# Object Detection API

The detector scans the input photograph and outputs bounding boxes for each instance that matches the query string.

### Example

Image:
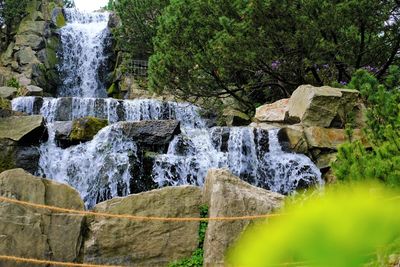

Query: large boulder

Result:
[0,139,40,174]
[0,169,85,265]
[278,125,309,154]
[120,120,181,151]
[69,117,108,143]
[0,115,46,143]
[15,34,45,50]
[255,98,289,123]
[0,86,17,100]
[84,186,202,266]
[26,85,44,96]
[304,126,369,150]
[288,85,343,127]
[203,169,284,266]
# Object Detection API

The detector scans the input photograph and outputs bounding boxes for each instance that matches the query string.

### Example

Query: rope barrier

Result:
[0,255,125,267]
[0,196,283,222]
[0,255,311,267]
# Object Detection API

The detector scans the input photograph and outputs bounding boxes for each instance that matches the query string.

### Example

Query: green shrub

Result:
[332,67,400,186]
[6,77,20,88]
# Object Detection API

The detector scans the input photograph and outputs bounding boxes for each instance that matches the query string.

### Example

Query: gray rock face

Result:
[203,169,284,267]
[120,120,181,151]
[53,121,73,139]
[84,186,202,266]
[26,85,44,96]
[0,169,85,265]
[288,85,343,127]
[15,47,40,65]
[0,139,40,174]
[0,87,17,100]
[15,34,45,50]
[0,115,46,143]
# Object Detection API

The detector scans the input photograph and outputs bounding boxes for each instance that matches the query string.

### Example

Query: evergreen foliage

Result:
[332,67,400,186]
[147,0,400,114]
[113,0,170,60]
[0,0,29,50]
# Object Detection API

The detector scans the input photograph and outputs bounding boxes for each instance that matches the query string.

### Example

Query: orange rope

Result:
[0,196,283,222]
[0,255,311,267]
[0,255,125,267]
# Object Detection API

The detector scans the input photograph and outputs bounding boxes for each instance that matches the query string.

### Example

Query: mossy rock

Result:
[69,117,108,142]
[0,98,11,109]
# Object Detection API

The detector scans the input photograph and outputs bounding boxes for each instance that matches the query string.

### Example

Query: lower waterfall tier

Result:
[12,97,322,207]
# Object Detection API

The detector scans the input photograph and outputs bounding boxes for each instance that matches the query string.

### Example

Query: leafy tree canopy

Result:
[148,0,400,114]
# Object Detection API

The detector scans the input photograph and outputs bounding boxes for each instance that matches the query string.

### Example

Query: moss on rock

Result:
[69,116,108,142]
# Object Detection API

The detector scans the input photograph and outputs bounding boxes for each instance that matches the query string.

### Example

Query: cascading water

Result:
[11,8,323,208]
[12,95,323,207]
[58,9,110,97]
[39,124,138,208]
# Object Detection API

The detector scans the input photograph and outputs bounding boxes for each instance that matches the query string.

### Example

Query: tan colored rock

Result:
[0,86,17,99]
[15,47,40,65]
[84,186,202,266]
[0,115,45,142]
[255,98,289,122]
[278,125,308,154]
[203,169,284,267]
[26,85,44,96]
[0,169,85,265]
[304,127,369,150]
[15,34,44,50]
[315,153,338,169]
[288,85,342,127]
[249,122,286,130]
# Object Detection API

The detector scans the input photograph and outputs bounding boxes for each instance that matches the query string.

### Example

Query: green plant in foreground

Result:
[228,182,400,267]
[169,205,208,267]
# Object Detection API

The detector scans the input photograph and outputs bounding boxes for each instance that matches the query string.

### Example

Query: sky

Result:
[74,0,109,11]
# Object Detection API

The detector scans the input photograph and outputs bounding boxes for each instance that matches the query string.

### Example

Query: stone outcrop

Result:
[69,117,108,143]
[278,125,309,154]
[0,115,47,173]
[0,115,46,142]
[120,120,181,151]
[203,169,284,267]
[0,0,64,94]
[288,85,343,127]
[0,86,17,99]
[251,84,369,182]
[255,98,289,123]
[304,127,369,149]
[0,169,85,265]
[84,186,202,266]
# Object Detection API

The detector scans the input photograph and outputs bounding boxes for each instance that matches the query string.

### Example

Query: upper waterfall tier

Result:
[58,9,111,98]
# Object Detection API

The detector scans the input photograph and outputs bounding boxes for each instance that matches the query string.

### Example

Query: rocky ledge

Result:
[0,168,284,266]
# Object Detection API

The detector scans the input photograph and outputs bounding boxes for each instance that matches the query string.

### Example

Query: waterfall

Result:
[58,9,111,97]
[38,123,137,208]
[12,95,323,206]
[257,129,323,194]
[10,8,323,208]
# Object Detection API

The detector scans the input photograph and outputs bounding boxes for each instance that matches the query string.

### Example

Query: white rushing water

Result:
[12,96,323,207]
[58,9,110,97]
